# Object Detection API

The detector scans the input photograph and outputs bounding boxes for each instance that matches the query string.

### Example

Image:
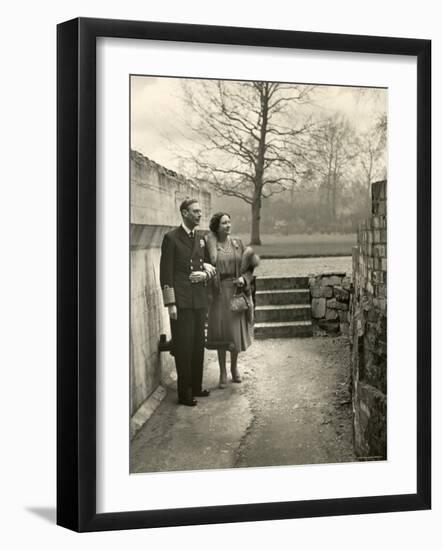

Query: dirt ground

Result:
[130,336,355,474]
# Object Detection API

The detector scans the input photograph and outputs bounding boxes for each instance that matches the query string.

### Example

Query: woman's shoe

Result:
[219,367,227,389]
[231,368,242,383]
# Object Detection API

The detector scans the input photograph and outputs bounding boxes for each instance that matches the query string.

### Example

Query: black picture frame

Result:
[57,17,431,532]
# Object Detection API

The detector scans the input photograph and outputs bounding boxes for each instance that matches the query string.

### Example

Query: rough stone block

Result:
[354,382,387,459]
[334,286,350,302]
[361,294,373,311]
[367,309,379,323]
[372,180,386,203]
[363,346,386,386]
[373,257,382,271]
[342,276,351,290]
[374,284,387,299]
[317,319,340,334]
[325,308,338,320]
[324,286,334,298]
[375,339,387,357]
[381,258,387,271]
[373,244,386,258]
[340,322,349,336]
[311,298,326,318]
[377,200,386,216]
[310,284,322,298]
[328,298,349,311]
[380,229,387,243]
[372,271,386,285]
[356,317,364,337]
[375,230,383,244]
[339,310,349,322]
[365,329,378,353]
[367,317,387,339]
[373,297,387,313]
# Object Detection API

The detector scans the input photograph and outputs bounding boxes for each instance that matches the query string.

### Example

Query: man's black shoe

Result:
[193,389,211,397]
[178,398,198,407]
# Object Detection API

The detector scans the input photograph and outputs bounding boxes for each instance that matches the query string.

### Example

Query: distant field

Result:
[236,233,356,258]
[257,257,352,277]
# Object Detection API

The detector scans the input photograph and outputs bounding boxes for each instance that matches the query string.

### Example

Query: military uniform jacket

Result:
[160,226,210,309]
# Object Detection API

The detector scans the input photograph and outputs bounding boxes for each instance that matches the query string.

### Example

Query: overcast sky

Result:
[130,76,387,172]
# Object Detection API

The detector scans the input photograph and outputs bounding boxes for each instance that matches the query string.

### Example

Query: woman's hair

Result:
[209,211,231,234]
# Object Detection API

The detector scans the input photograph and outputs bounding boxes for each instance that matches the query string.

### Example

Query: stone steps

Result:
[255,304,311,323]
[253,276,312,339]
[254,320,313,339]
[255,288,310,306]
[256,276,310,291]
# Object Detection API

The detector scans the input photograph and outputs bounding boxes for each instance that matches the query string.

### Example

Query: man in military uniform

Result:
[160,199,216,406]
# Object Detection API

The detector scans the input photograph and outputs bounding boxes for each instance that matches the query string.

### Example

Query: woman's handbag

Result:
[230,290,249,313]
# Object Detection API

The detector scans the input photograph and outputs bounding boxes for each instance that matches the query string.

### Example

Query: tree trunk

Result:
[331,178,337,223]
[250,198,262,245]
[249,83,269,246]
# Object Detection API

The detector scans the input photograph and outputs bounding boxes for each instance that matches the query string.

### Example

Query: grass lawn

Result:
[236,233,356,258]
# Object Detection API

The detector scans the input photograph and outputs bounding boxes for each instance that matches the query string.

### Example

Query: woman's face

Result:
[218,215,232,237]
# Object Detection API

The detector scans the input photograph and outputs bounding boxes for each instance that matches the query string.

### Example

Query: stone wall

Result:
[350,180,387,459]
[130,150,211,416]
[309,273,351,336]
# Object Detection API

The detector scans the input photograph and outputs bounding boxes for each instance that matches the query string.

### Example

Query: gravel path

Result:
[234,337,355,468]
[130,336,355,473]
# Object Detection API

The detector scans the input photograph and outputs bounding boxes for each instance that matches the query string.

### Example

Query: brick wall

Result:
[350,180,387,459]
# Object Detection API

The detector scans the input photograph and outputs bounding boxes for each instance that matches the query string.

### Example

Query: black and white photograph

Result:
[0,0,437,543]
[129,75,388,473]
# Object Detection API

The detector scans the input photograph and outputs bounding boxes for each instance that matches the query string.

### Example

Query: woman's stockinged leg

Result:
[218,350,227,388]
[230,351,242,383]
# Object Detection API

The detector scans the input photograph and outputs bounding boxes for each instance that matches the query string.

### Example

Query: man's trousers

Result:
[170,308,206,402]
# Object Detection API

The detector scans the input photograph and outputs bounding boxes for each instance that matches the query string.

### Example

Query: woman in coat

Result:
[205,212,259,388]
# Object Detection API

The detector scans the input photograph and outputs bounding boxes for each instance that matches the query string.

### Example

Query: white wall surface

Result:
[0,0,440,548]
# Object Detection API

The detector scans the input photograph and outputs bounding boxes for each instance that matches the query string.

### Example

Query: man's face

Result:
[183,202,202,228]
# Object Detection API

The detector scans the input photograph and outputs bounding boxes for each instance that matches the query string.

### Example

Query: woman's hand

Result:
[189,271,208,284]
[234,276,245,288]
[203,262,216,278]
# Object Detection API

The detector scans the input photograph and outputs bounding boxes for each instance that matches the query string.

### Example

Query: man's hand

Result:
[203,263,216,278]
[189,271,207,284]
[168,304,177,320]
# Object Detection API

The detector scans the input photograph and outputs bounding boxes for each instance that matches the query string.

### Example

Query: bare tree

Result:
[307,115,358,225]
[356,116,387,207]
[181,80,315,244]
